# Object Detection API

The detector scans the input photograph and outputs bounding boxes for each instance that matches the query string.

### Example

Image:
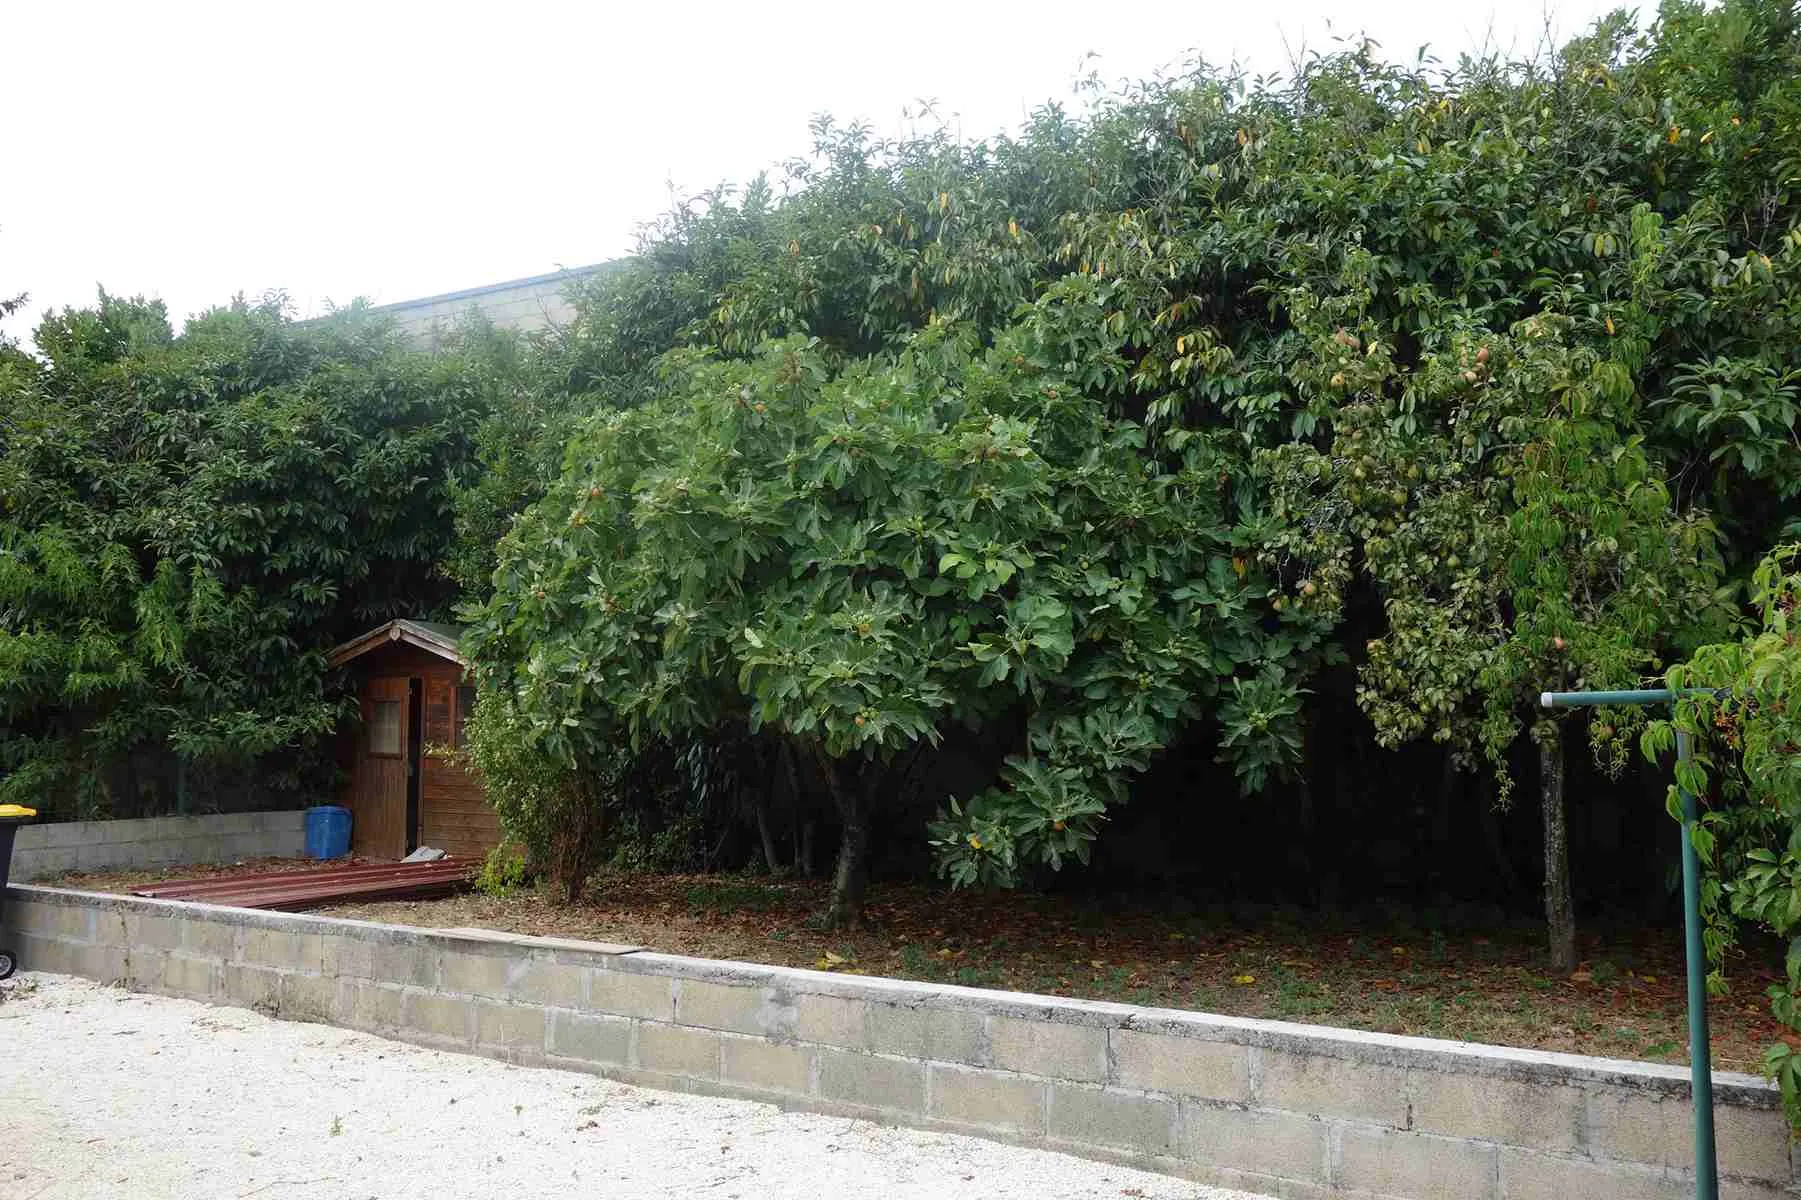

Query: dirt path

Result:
[0,974,1264,1200]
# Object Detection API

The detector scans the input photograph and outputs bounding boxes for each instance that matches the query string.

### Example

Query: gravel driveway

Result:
[0,974,1267,1199]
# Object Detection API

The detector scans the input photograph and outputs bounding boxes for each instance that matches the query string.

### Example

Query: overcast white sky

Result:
[3,0,1632,347]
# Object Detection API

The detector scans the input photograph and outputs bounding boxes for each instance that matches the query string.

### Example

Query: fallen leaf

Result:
[1232,974,1256,985]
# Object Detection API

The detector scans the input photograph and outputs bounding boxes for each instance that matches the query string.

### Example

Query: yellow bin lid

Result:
[0,804,37,818]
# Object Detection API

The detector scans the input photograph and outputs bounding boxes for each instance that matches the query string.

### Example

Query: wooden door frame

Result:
[405,678,423,854]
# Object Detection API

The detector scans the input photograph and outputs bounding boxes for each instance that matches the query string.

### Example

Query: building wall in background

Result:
[370,263,615,349]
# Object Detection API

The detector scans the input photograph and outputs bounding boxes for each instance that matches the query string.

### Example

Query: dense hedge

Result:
[464,0,1801,947]
[0,298,490,818]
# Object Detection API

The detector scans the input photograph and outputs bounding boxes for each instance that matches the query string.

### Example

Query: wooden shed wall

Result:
[419,672,501,860]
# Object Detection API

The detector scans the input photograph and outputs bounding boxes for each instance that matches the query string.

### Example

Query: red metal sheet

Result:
[131,858,472,911]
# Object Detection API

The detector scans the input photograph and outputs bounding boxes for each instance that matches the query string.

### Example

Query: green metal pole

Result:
[1677,726,1720,1200]
[1540,687,1719,1200]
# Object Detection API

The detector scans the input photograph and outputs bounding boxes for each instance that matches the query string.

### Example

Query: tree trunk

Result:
[754,789,782,876]
[1540,724,1576,972]
[550,782,606,906]
[800,819,817,878]
[817,753,868,929]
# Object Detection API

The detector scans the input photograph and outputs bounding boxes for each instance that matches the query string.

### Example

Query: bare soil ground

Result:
[323,872,1788,1073]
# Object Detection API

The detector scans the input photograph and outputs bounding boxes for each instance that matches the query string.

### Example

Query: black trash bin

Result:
[0,804,37,980]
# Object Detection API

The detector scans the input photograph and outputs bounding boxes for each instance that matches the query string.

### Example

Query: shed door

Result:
[350,675,413,859]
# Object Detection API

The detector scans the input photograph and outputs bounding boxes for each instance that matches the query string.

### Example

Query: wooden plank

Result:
[423,675,453,745]
[421,799,497,818]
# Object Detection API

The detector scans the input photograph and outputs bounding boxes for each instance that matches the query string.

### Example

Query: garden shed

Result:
[327,619,500,861]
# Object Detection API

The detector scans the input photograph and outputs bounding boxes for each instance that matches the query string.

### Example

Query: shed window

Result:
[454,686,477,748]
[369,700,404,757]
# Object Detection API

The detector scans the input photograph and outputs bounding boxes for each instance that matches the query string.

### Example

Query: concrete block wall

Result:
[4,883,1795,1200]
[9,812,307,881]
[371,264,613,350]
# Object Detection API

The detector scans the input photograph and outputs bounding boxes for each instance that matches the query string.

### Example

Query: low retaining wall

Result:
[9,811,307,881]
[3,884,1794,1199]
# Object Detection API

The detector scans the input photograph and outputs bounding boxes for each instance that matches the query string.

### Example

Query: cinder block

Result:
[1499,1147,1688,1200]
[121,944,168,990]
[241,927,325,972]
[868,1003,984,1064]
[323,936,436,987]
[1587,1091,1793,1184]
[136,840,183,866]
[476,1001,547,1053]
[1409,1072,1582,1152]
[722,1034,812,1095]
[174,836,224,865]
[17,822,81,849]
[441,949,582,1005]
[281,973,338,1021]
[74,843,129,871]
[30,902,93,940]
[548,1010,632,1066]
[795,993,867,1048]
[1255,1049,1410,1127]
[76,941,125,983]
[221,832,274,859]
[989,1016,1107,1083]
[637,1022,721,1079]
[1334,1126,1498,1200]
[163,952,222,998]
[223,962,284,1009]
[516,960,586,1008]
[815,1047,926,1113]
[212,812,261,834]
[929,1064,1047,1133]
[676,979,789,1037]
[1112,1029,1250,1101]
[1180,1101,1329,1183]
[181,918,241,961]
[1048,1083,1178,1155]
[17,933,76,974]
[121,913,184,952]
[103,818,158,842]
[402,989,475,1045]
[13,849,71,879]
[336,979,403,1031]
[3,900,55,935]
[589,969,675,1021]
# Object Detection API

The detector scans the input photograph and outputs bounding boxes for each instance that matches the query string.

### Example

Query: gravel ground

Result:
[0,973,1267,1200]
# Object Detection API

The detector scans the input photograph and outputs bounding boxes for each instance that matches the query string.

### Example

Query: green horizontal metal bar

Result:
[1538,688,1726,709]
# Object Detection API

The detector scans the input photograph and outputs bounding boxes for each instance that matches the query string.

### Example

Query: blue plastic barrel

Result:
[304,805,352,859]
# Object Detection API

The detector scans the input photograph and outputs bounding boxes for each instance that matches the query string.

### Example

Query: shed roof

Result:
[329,619,468,668]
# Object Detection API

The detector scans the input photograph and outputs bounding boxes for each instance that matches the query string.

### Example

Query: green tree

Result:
[464,326,1310,925]
[0,295,489,817]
